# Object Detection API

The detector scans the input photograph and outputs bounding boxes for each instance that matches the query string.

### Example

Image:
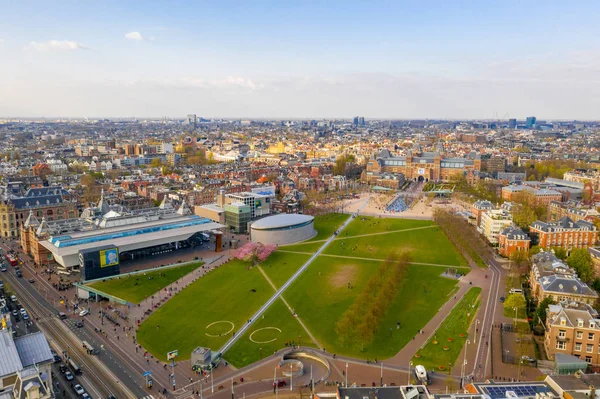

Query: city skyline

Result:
[2,0,600,119]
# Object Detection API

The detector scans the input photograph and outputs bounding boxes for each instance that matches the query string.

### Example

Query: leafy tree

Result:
[150,157,164,168]
[333,156,347,176]
[534,297,556,326]
[503,293,526,312]
[550,246,567,261]
[529,245,541,256]
[567,248,595,283]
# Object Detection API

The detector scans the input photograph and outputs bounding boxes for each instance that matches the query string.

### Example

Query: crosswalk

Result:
[140,396,155,399]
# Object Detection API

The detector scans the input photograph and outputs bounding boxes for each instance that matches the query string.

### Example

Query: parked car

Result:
[65,371,74,381]
[10,295,16,302]
[499,296,505,303]
[59,364,67,373]
[74,384,85,395]
[0,264,7,272]
[28,278,35,283]
[79,309,89,317]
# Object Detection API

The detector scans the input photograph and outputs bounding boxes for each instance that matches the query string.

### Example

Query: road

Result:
[217,199,369,357]
[0,245,145,398]
[469,252,504,380]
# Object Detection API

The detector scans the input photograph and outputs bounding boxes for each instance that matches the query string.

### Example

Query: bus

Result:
[5,254,18,267]
[67,358,82,374]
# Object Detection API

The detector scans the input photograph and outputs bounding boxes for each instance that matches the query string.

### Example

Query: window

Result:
[556,341,566,350]
[578,320,584,327]
[576,342,582,352]
[577,331,584,339]
[559,330,566,338]
[589,333,595,340]
[586,356,593,363]
[587,344,594,353]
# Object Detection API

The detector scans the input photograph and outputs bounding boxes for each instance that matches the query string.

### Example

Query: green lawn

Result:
[225,298,316,367]
[88,262,203,304]
[412,287,482,372]
[324,224,466,266]
[284,255,469,359]
[342,216,434,237]
[308,213,350,241]
[259,251,312,288]
[277,242,324,254]
[137,259,273,361]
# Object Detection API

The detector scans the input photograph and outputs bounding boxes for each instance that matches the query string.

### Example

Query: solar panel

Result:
[483,385,548,399]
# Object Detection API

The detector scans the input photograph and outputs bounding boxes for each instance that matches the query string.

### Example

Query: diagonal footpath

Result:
[279,224,437,246]
[276,250,463,268]
[257,265,322,349]
[216,199,369,359]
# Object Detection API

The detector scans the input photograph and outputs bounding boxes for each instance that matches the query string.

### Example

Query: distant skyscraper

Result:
[525,116,536,128]
[186,114,197,129]
[508,118,517,129]
[353,116,359,126]
[359,116,365,126]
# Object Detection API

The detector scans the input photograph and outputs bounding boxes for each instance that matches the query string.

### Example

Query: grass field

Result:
[137,259,273,361]
[342,216,434,237]
[284,255,470,359]
[88,262,204,303]
[259,251,312,288]
[412,287,482,372]
[225,298,316,367]
[307,213,350,241]
[324,224,466,266]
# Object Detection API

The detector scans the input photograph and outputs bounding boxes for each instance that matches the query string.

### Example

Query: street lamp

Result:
[380,362,383,387]
[345,362,348,387]
[408,361,413,385]
[290,363,293,392]
[513,307,518,327]
[462,339,470,387]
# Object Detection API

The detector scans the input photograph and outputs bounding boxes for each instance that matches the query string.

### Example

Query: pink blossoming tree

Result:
[234,242,276,265]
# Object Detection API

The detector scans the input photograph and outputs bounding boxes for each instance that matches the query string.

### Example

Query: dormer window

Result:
[578,319,584,327]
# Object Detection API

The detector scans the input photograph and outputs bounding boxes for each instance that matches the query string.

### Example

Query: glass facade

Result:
[51,216,211,248]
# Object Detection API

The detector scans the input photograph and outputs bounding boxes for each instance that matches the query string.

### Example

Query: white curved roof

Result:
[251,214,314,230]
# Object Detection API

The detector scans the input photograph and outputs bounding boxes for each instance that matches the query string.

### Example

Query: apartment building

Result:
[530,217,598,251]
[501,185,563,204]
[498,225,530,257]
[545,302,600,365]
[529,251,598,305]
[471,200,495,227]
[479,209,513,244]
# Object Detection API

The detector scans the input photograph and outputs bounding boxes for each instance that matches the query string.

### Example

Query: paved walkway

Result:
[280,224,437,247]
[276,250,463,269]
[256,265,322,349]
[386,279,471,366]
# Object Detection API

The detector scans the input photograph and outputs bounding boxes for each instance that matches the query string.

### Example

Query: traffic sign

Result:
[167,350,179,360]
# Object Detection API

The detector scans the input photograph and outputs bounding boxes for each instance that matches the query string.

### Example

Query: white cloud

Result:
[125,31,145,41]
[29,40,89,51]
[210,76,263,90]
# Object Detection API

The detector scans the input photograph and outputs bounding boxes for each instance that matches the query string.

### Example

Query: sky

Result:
[1,0,600,119]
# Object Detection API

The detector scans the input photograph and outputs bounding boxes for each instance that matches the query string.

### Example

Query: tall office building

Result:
[359,116,365,126]
[186,114,198,129]
[526,116,536,128]
[353,116,359,126]
[508,118,517,129]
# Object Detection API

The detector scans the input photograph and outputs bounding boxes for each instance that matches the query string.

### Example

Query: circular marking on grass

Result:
[205,321,235,337]
[249,327,282,344]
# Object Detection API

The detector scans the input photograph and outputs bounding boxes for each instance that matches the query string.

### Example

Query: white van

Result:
[509,288,523,294]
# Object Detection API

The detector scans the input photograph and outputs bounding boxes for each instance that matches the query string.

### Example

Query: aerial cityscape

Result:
[3,2,600,399]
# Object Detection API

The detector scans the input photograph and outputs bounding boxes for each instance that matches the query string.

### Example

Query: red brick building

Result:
[498,225,530,257]
[530,217,598,251]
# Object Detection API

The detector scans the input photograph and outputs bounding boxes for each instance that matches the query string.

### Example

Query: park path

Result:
[217,198,370,357]
[279,224,437,247]
[386,280,471,366]
[256,265,322,349]
[276,250,463,269]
